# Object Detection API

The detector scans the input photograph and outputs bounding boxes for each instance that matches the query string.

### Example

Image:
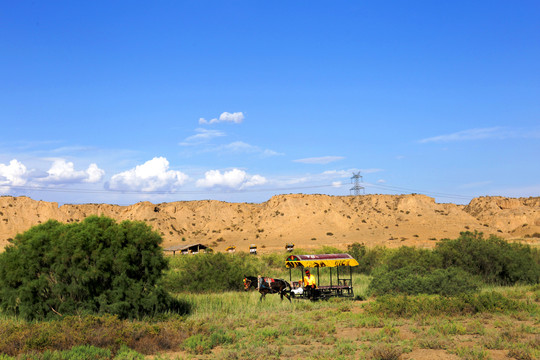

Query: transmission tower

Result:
[350,171,365,196]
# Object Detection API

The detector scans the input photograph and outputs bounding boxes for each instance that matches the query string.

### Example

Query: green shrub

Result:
[114,345,145,360]
[0,216,189,320]
[347,243,387,274]
[366,292,533,317]
[435,231,540,285]
[368,266,479,296]
[384,246,442,272]
[183,334,212,354]
[164,252,261,293]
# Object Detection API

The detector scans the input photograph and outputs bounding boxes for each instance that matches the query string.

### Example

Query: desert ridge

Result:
[0,194,539,252]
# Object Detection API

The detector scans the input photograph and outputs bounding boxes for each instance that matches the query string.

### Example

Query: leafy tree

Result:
[0,216,189,320]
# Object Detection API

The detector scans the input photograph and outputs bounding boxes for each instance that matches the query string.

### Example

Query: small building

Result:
[249,244,257,255]
[164,243,209,256]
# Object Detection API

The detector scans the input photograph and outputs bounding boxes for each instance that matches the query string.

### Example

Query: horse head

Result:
[243,276,252,291]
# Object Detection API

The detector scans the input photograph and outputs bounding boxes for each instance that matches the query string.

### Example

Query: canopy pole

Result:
[330,267,332,288]
[317,267,320,286]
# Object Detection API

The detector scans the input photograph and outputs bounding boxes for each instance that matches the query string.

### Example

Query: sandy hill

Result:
[0,194,539,253]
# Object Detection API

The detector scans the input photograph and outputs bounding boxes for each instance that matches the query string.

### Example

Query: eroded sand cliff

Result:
[0,194,538,252]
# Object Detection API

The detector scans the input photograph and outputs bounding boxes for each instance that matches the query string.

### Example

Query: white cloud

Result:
[0,159,29,192]
[199,112,244,125]
[293,156,345,164]
[332,181,342,187]
[85,164,105,183]
[108,157,188,192]
[419,127,540,143]
[180,129,225,146]
[322,168,382,178]
[196,169,267,190]
[262,149,282,157]
[210,141,283,157]
[40,159,104,184]
[221,141,256,152]
[377,179,386,184]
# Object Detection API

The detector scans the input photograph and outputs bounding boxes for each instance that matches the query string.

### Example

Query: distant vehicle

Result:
[286,243,294,252]
[226,246,236,253]
[249,244,257,255]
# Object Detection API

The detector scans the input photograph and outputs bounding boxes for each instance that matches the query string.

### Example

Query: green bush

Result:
[435,231,540,285]
[164,252,261,293]
[0,216,189,320]
[113,345,145,360]
[368,266,479,296]
[366,292,534,317]
[346,243,387,274]
[384,246,442,272]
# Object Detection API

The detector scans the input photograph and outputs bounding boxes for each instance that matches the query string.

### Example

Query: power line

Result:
[2,180,475,202]
[3,183,341,195]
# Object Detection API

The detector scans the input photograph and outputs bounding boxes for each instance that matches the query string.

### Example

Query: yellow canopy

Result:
[285,254,359,268]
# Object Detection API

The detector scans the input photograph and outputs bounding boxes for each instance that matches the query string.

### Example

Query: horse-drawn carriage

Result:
[285,253,359,300]
[243,253,359,302]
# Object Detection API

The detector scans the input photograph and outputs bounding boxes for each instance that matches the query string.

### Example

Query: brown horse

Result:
[243,276,291,302]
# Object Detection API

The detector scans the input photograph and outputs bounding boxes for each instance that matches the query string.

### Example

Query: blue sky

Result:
[1,1,539,205]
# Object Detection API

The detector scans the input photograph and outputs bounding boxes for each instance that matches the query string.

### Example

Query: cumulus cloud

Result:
[85,164,105,183]
[180,129,226,146]
[199,112,244,125]
[293,156,345,164]
[40,159,104,184]
[196,169,267,190]
[108,157,188,192]
[0,159,29,191]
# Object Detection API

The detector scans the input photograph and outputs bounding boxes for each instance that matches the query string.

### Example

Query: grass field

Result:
[0,240,538,360]
[0,280,538,359]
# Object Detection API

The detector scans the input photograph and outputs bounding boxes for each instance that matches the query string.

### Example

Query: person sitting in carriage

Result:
[303,269,316,297]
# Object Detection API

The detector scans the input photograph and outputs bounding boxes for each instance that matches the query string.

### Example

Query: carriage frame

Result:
[285,253,359,300]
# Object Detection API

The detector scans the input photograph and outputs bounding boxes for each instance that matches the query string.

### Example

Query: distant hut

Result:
[164,243,209,256]
[249,244,257,255]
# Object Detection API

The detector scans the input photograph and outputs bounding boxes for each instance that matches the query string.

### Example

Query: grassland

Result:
[0,272,538,359]
[0,235,539,360]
